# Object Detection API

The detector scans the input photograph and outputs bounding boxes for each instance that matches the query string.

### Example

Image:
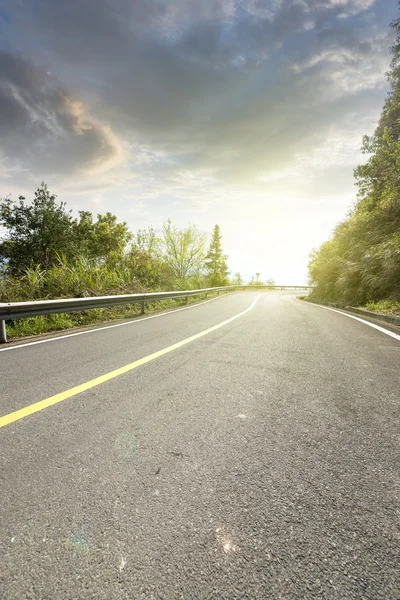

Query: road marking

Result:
[0,293,232,353]
[0,296,260,429]
[304,300,400,342]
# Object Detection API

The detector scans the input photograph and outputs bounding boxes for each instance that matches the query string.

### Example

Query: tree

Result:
[162,220,207,288]
[131,226,162,257]
[88,213,131,264]
[308,6,400,305]
[249,273,262,285]
[73,211,132,265]
[0,184,134,275]
[204,225,229,287]
[266,279,276,287]
[125,226,170,289]
[0,183,75,274]
[232,272,243,285]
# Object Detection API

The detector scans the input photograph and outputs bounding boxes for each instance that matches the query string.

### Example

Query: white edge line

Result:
[300,299,400,342]
[0,292,247,353]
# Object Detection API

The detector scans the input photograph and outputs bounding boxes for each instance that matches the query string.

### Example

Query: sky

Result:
[0,0,398,284]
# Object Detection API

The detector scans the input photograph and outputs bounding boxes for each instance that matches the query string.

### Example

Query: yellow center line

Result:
[0,295,260,429]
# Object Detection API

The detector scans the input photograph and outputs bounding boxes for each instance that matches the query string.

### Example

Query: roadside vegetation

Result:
[0,187,244,337]
[364,300,400,316]
[308,11,400,311]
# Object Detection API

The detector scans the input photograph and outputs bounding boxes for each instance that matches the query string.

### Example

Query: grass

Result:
[303,293,400,314]
[363,300,400,315]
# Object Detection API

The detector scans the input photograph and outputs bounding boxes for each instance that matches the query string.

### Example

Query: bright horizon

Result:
[0,0,398,284]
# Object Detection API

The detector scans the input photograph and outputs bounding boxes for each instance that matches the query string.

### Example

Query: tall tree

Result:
[308,6,400,304]
[0,183,75,274]
[73,211,132,264]
[162,220,207,288]
[0,184,133,275]
[88,213,132,264]
[125,226,170,289]
[204,225,229,287]
[232,272,243,285]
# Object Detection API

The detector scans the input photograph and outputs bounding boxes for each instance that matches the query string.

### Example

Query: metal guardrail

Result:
[0,285,313,343]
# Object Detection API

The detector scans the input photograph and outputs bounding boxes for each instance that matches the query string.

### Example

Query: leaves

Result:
[205,224,229,287]
[308,7,400,306]
[0,184,132,274]
[162,220,207,288]
[0,187,232,308]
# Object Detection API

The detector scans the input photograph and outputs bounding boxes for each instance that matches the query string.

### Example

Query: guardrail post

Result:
[140,301,145,315]
[0,320,6,344]
[185,296,188,304]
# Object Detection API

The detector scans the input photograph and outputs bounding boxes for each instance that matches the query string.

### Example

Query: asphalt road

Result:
[0,291,399,600]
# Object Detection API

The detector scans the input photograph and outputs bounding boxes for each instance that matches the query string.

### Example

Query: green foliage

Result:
[8,314,75,337]
[162,220,207,288]
[125,226,171,289]
[248,273,262,285]
[0,183,132,275]
[364,299,400,314]
[308,8,400,306]
[232,272,243,285]
[0,256,143,303]
[0,183,75,273]
[205,225,229,287]
[0,183,234,338]
[74,211,132,264]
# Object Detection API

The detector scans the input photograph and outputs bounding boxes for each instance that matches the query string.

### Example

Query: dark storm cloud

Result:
[0,50,122,176]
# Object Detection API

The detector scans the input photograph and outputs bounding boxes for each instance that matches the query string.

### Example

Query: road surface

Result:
[0,291,399,599]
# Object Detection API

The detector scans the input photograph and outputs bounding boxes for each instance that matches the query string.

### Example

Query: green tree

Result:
[125,226,170,289]
[74,211,132,264]
[249,273,262,285]
[162,220,207,288]
[0,184,133,275]
[0,183,75,274]
[308,6,400,305]
[204,225,229,287]
[89,213,132,264]
[132,226,162,257]
[232,272,243,285]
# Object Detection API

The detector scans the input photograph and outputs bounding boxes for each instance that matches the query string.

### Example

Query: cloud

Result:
[0,50,124,179]
[0,0,393,201]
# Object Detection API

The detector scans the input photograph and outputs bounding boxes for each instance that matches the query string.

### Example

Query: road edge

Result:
[297,297,400,342]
